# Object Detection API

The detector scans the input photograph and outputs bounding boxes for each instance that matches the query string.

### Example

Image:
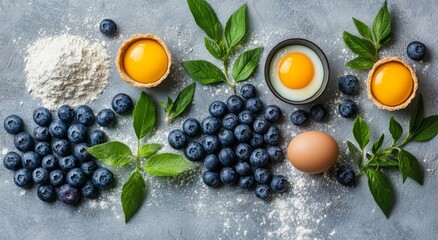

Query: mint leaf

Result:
[86,141,133,167]
[353,115,370,150]
[389,116,403,142]
[133,92,156,140]
[372,134,385,154]
[121,170,146,223]
[186,0,222,42]
[409,94,424,132]
[365,168,393,218]
[347,141,362,167]
[144,153,197,177]
[204,38,224,60]
[352,18,373,41]
[225,4,247,49]
[182,60,225,84]
[398,150,423,185]
[412,116,438,142]
[372,0,391,44]
[345,57,375,70]
[343,31,376,60]
[232,47,263,82]
[171,83,196,118]
[139,144,162,159]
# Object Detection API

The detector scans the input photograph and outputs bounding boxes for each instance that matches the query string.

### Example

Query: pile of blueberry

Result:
[2,93,133,204]
[168,84,289,200]
[338,75,359,118]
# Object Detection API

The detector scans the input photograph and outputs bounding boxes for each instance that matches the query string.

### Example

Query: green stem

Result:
[135,139,141,168]
[222,50,235,93]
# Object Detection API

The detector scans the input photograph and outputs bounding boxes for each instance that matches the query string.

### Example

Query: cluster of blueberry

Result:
[168,84,289,200]
[2,93,133,204]
[290,104,328,126]
[338,75,359,118]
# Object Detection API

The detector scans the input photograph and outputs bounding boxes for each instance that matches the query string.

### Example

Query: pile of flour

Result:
[25,34,110,110]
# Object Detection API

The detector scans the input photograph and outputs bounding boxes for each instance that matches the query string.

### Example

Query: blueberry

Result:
[238,110,254,125]
[249,133,264,148]
[255,184,270,200]
[222,113,239,130]
[218,148,236,167]
[82,180,98,199]
[48,120,67,139]
[75,105,95,126]
[67,124,88,143]
[339,75,359,96]
[235,161,251,176]
[14,168,32,188]
[264,126,280,146]
[111,93,133,114]
[220,167,238,185]
[59,155,77,172]
[339,99,357,118]
[33,107,52,126]
[234,124,252,142]
[22,151,40,170]
[50,170,65,187]
[42,155,57,171]
[201,117,221,135]
[57,105,75,123]
[182,118,200,137]
[254,167,271,184]
[252,118,270,134]
[337,167,356,186]
[33,126,50,141]
[73,143,91,162]
[168,129,188,150]
[37,184,56,202]
[184,141,205,161]
[14,132,34,152]
[310,104,328,122]
[218,129,235,147]
[264,105,282,123]
[246,98,263,113]
[81,160,98,177]
[32,167,49,184]
[201,135,220,154]
[3,115,24,134]
[250,149,269,167]
[3,152,22,170]
[202,171,221,187]
[52,139,70,157]
[89,130,106,146]
[235,143,252,161]
[226,95,244,113]
[267,146,283,163]
[96,109,116,127]
[270,175,289,192]
[34,142,51,157]
[240,84,257,99]
[407,41,427,60]
[290,110,309,126]
[99,19,117,37]
[203,154,221,171]
[239,175,255,189]
[92,167,114,190]
[58,184,80,205]
[209,101,227,118]
[66,168,87,188]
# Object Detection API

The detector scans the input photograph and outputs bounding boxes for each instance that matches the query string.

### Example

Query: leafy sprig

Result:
[343,0,392,69]
[87,92,197,223]
[347,95,438,218]
[158,82,196,124]
[183,0,263,92]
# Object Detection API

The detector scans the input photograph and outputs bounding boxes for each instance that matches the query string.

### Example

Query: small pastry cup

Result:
[367,57,418,111]
[116,33,171,88]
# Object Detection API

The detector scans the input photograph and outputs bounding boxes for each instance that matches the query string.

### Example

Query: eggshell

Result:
[287,131,339,174]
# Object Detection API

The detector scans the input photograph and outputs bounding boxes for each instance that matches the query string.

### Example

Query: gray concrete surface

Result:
[1,0,437,239]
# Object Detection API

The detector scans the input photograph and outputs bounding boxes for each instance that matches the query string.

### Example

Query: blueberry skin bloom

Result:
[168,129,188,150]
[264,105,282,123]
[239,84,257,99]
[33,107,52,126]
[234,124,252,143]
[238,110,255,125]
[235,161,252,176]
[218,129,235,147]
[75,105,95,126]
[201,135,220,154]
[218,148,236,167]
[14,132,34,152]
[339,75,359,96]
[100,19,118,37]
[226,95,244,113]
[22,151,41,170]
[337,167,356,186]
[338,99,357,118]
[202,171,221,187]
[49,120,68,139]
[34,142,51,157]
[14,168,32,188]
[41,155,57,171]
[37,185,56,202]
[81,160,98,177]
[112,93,133,114]
[58,184,80,205]
[209,101,227,118]
[249,133,264,148]
[52,139,70,157]
[246,98,263,113]
[255,184,270,200]
[184,141,205,162]
[235,143,252,161]
[250,149,269,167]
[201,117,221,135]
[267,146,284,163]
[67,124,88,143]
[254,167,271,184]
[3,151,22,170]
[59,155,77,172]
[220,167,238,185]
[253,118,270,134]
[50,170,65,187]
[82,180,98,199]
[203,154,221,171]
[290,110,309,126]
[66,168,87,188]
[182,118,200,137]
[270,175,289,192]
[32,167,50,184]
[3,115,24,134]
[310,104,328,122]
[73,143,91,162]
[264,126,280,146]
[57,105,75,123]
[89,130,106,146]
[33,126,51,141]
[222,113,239,131]
[407,41,427,60]
[239,175,255,189]
[92,168,114,190]
[96,109,116,127]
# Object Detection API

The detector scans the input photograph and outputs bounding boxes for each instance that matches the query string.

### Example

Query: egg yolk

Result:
[371,62,413,106]
[124,39,168,83]
[278,52,314,89]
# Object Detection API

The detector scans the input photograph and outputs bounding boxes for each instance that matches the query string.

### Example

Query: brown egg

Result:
[287,131,339,174]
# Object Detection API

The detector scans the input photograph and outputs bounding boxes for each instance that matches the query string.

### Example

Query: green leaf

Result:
[372,0,391,44]
[157,101,167,111]
[133,92,156,140]
[412,116,438,142]
[171,83,196,118]
[380,33,393,45]
[121,170,146,223]
[139,144,162,159]
[347,141,362,166]
[352,18,373,41]
[365,168,393,218]
[86,141,133,167]
[225,4,247,49]
[166,97,174,111]
[144,153,197,177]
[409,94,424,132]
[398,150,423,185]
[182,60,225,84]
[389,116,403,142]
[204,38,224,60]
[232,47,263,82]
[353,115,370,150]
[372,134,385,154]
[186,0,222,42]
[343,31,377,60]
[345,56,375,70]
